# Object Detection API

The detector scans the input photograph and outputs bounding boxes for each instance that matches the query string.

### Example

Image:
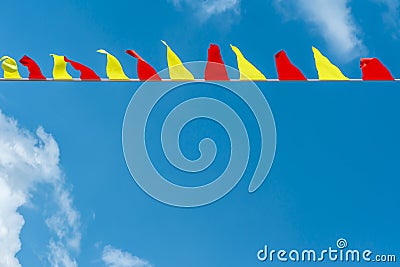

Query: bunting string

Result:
[0,42,397,81]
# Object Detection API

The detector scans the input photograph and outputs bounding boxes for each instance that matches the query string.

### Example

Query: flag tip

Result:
[0,56,10,61]
[230,44,238,51]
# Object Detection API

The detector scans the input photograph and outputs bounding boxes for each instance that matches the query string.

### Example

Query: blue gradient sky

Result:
[0,1,399,266]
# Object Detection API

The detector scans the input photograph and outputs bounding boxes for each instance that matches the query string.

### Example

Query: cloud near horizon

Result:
[274,0,366,62]
[372,0,400,38]
[102,245,153,267]
[0,110,80,267]
[169,0,240,22]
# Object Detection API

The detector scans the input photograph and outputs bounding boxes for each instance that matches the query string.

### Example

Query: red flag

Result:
[19,55,46,80]
[64,57,100,80]
[275,50,307,80]
[205,44,229,80]
[360,58,394,80]
[125,50,161,81]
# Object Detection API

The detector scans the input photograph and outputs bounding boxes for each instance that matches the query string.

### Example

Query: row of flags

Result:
[0,41,396,81]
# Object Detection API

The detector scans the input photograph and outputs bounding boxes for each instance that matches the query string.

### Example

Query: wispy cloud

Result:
[169,0,240,21]
[46,182,81,267]
[102,245,153,267]
[0,110,80,267]
[274,0,366,62]
[372,0,400,38]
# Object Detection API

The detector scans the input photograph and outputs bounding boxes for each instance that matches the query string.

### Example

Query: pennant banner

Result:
[230,44,267,81]
[64,57,100,80]
[205,44,229,81]
[0,56,22,79]
[0,43,396,81]
[51,54,72,80]
[312,47,349,81]
[126,50,161,81]
[275,50,306,81]
[360,58,394,81]
[162,40,194,80]
[19,55,46,80]
[97,49,129,80]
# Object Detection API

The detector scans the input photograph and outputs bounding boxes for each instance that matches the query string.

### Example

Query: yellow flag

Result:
[0,56,21,79]
[161,40,194,80]
[312,47,348,80]
[230,45,266,81]
[50,54,72,80]
[97,49,129,80]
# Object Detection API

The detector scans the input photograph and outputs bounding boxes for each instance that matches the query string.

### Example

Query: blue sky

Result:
[0,0,399,266]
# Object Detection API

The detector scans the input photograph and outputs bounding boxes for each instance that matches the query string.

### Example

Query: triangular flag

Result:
[64,57,100,80]
[126,50,161,81]
[97,49,129,80]
[360,58,394,81]
[275,50,307,80]
[205,44,229,80]
[19,55,46,80]
[161,40,194,80]
[230,44,266,80]
[50,54,72,80]
[312,47,348,80]
[0,56,21,79]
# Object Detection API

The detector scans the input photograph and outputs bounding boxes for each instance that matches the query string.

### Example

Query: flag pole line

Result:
[0,78,398,82]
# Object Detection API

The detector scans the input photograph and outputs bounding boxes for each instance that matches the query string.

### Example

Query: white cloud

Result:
[274,0,366,62]
[0,110,80,267]
[46,182,81,267]
[48,240,78,267]
[372,0,400,38]
[0,179,25,267]
[169,0,240,21]
[102,245,153,267]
